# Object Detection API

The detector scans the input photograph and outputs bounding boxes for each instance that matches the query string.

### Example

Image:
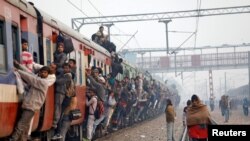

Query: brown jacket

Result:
[165,105,176,122]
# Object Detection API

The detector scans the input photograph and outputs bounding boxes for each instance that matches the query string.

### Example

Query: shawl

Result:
[186,100,211,126]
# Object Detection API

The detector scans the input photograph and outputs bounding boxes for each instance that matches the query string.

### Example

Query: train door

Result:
[69,50,77,82]
[20,15,39,63]
[0,21,6,73]
[12,25,20,62]
[45,38,52,65]
[77,51,83,85]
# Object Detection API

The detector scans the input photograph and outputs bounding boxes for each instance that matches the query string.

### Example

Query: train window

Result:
[12,25,19,61]
[97,61,99,67]
[0,22,4,44]
[104,64,107,76]
[46,38,51,64]
[93,59,96,67]
[33,52,38,63]
[20,15,28,39]
[0,21,6,73]
[88,55,91,67]
[69,50,76,60]
[78,51,82,84]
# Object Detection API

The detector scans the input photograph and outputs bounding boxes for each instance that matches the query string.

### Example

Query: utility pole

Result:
[220,78,222,95]
[102,23,114,41]
[174,52,177,77]
[209,70,214,99]
[225,72,227,95]
[139,52,145,69]
[159,20,171,54]
[248,51,250,100]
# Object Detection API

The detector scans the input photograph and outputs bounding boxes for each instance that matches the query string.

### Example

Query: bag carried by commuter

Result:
[69,109,82,120]
[57,31,74,54]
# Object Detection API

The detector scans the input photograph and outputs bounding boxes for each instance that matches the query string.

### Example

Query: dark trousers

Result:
[57,115,72,141]
[53,93,65,127]
[11,109,35,141]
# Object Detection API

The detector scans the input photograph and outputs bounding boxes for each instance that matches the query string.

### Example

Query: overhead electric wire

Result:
[87,0,103,17]
[118,30,138,52]
[67,0,89,17]
[171,32,196,54]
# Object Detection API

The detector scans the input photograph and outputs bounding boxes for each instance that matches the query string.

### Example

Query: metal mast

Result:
[72,5,250,31]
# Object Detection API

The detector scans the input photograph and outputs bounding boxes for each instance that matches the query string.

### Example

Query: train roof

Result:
[7,0,167,88]
[7,0,110,56]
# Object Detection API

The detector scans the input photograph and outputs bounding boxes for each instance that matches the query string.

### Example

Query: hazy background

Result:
[28,0,250,102]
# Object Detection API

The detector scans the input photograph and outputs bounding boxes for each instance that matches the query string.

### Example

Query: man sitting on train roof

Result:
[9,66,51,141]
[91,26,105,44]
[91,26,117,54]
[98,36,116,54]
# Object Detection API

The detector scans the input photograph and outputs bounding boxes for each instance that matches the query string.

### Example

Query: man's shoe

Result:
[51,134,63,140]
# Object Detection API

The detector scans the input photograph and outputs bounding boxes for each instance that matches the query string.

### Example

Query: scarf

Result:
[186,100,211,126]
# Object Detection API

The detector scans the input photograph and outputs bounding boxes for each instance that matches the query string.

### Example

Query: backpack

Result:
[57,31,74,54]
[93,100,105,119]
[66,79,76,97]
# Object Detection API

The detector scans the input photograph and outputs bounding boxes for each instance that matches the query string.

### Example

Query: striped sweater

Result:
[21,51,33,72]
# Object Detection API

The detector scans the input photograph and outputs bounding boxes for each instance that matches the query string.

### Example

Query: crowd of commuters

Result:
[6,32,180,141]
[82,64,174,141]
[8,39,77,141]
[3,25,250,141]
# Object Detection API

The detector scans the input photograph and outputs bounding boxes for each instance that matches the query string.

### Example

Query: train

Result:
[0,0,179,140]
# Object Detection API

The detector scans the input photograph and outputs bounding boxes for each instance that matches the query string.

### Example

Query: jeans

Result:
[114,105,126,126]
[166,122,175,141]
[224,108,229,122]
[58,115,72,141]
[87,115,95,140]
[11,109,35,141]
[92,115,106,135]
[53,93,65,127]
[104,108,115,128]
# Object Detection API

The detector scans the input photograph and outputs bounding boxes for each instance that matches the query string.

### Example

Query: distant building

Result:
[124,52,137,65]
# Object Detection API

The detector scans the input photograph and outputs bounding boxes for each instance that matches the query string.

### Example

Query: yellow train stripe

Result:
[0,84,19,103]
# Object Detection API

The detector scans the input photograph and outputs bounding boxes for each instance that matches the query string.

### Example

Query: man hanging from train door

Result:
[9,66,51,141]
